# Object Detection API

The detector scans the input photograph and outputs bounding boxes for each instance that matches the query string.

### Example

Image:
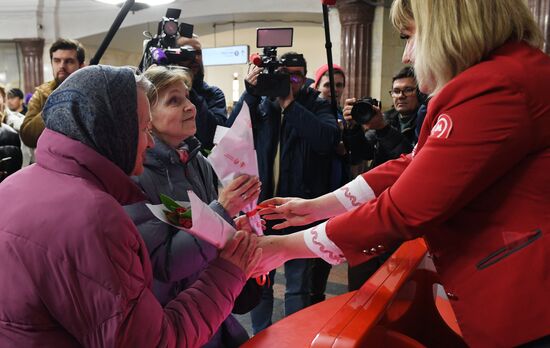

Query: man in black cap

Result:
[228,51,339,334]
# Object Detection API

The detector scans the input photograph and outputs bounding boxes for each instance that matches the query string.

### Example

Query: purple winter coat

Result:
[0,129,247,347]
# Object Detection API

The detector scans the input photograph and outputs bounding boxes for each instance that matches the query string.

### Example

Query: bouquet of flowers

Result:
[146,191,236,249]
[160,194,192,228]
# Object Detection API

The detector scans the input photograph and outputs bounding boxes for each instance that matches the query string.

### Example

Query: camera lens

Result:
[351,100,375,125]
[163,21,178,36]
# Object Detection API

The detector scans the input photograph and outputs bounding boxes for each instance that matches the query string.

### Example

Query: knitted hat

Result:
[313,63,345,89]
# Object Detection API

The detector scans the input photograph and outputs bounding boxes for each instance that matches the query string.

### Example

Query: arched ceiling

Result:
[1,0,324,40]
[78,11,324,53]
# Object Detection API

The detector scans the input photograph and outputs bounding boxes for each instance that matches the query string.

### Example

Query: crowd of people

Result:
[1,0,549,347]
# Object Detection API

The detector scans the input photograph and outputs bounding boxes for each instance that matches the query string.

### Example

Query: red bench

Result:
[243,238,467,347]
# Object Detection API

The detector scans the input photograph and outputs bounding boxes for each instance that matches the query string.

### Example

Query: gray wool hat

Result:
[43,65,138,175]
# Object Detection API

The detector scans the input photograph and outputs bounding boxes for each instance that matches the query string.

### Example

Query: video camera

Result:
[139,8,195,71]
[250,27,302,98]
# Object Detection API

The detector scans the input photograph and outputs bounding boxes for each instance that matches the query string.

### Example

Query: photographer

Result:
[176,35,227,151]
[342,67,421,175]
[228,52,339,333]
[342,66,423,290]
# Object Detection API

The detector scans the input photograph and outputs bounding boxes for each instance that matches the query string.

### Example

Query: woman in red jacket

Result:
[254,0,550,346]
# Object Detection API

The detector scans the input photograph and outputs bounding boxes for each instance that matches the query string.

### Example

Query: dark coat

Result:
[343,108,417,169]
[0,123,22,181]
[125,136,225,304]
[229,87,339,206]
[124,135,252,347]
[191,80,228,151]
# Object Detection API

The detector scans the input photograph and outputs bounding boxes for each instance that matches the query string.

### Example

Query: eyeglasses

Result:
[389,87,417,97]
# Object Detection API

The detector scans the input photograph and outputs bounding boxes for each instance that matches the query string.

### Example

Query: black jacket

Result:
[0,124,22,182]
[190,80,227,151]
[343,107,418,169]
[229,86,339,205]
[124,135,257,346]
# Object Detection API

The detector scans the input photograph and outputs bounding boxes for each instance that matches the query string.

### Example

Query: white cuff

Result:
[303,221,346,265]
[334,175,375,211]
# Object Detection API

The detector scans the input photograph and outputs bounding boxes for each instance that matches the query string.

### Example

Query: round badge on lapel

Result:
[431,114,453,139]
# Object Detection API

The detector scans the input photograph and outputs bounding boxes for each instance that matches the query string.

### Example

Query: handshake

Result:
[222,196,328,279]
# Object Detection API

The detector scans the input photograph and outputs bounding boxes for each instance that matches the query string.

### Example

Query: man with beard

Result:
[20,39,85,148]
[176,35,227,151]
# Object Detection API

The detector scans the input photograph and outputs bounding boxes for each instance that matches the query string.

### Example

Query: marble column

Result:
[528,0,550,54]
[15,38,44,94]
[336,0,376,100]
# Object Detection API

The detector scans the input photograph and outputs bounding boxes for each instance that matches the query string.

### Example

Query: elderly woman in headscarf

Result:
[0,65,261,347]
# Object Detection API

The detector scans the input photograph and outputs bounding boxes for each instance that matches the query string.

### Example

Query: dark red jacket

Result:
[0,130,246,347]
[327,41,550,347]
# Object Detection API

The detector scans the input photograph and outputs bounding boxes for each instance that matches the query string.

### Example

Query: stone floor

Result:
[234,263,349,337]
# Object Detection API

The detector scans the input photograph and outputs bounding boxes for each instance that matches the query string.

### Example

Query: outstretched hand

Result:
[250,232,318,278]
[258,197,320,230]
[220,230,262,279]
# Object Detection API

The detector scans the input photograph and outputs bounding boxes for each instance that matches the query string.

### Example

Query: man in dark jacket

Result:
[176,35,227,151]
[228,52,339,333]
[342,66,423,290]
[342,66,421,173]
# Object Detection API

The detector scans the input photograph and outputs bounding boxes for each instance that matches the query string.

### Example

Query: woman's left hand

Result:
[218,175,261,217]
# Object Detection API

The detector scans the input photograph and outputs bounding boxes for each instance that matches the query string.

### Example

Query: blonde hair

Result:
[143,65,193,106]
[390,0,544,94]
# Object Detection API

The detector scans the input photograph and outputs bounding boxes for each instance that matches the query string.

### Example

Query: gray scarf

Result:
[43,65,138,175]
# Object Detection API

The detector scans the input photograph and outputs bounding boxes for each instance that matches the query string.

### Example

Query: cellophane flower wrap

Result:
[208,103,263,235]
[146,190,236,248]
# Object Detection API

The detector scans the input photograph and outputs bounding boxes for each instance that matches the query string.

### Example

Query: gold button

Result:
[446,292,459,301]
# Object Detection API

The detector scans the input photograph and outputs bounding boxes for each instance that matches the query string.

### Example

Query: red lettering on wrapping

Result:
[224,153,246,168]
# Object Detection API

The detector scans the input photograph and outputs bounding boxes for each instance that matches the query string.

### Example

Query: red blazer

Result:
[327,41,550,347]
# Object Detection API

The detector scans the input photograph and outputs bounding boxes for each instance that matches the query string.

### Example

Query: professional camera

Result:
[139,8,195,71]
[350,97,382,125]
[250,27,299,98]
